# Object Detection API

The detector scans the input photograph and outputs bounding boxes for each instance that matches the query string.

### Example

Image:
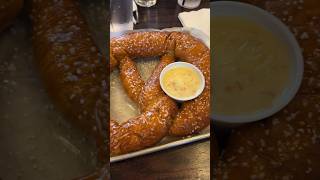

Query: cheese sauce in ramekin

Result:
[160,62,205,101]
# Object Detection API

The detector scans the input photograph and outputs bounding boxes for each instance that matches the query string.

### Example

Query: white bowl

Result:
[211,1,304,125]
[160,62,205,102]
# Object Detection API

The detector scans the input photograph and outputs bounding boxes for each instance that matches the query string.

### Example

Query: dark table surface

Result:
[110,0,211,179]
[134,0,210,29]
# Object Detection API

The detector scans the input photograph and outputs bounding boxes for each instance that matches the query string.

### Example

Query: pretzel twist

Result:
[110,31,210,155]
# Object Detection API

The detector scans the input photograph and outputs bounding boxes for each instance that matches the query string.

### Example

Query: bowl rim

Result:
[211,1,304,124]
[160,62,206,102]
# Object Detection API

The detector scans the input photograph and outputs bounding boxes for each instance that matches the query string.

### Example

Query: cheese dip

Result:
[212,16,291,115]
[162,66,201,99]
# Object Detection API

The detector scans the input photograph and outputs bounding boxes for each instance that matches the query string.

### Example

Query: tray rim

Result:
[110,132,210,163]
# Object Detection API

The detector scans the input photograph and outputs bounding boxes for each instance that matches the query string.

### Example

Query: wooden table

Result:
[110,0,211,179]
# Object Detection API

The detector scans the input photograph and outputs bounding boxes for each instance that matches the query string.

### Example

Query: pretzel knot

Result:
[110,31,210,156]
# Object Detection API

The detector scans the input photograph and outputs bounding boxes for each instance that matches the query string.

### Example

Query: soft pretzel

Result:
[110,31,210,155]
[29,0,108,179]
[110,53,178,155]
[0,0,23,31]
[216,0,320,179]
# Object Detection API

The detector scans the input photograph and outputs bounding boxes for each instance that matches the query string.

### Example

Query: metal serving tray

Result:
[110,27,210,163]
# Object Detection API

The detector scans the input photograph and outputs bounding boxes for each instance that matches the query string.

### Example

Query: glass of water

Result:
[110,0,133,32]
[135,0,157,7]
[177,0,201,9]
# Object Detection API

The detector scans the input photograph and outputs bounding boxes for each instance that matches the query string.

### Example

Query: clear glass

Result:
[177,0,201,9]
[110,0,133,32]
[135,0,157,7]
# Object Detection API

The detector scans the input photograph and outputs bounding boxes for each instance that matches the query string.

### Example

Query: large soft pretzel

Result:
[29,0,108,179]
[0,0,23,31]
[110,31,210,155]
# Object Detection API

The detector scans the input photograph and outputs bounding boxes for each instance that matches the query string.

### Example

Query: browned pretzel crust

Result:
[29,0,108,179]
[0,0,23,31]
[168,32,210,136]
[110,31,210,155]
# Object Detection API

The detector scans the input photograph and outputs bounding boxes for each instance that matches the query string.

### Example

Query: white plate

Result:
[210,1,303,125]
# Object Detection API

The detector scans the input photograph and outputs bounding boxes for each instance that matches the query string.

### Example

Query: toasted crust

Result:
[29,0,108,179]
[30,0,107,139]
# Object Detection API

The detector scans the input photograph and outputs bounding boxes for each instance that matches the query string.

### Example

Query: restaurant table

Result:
[110,0,211,179]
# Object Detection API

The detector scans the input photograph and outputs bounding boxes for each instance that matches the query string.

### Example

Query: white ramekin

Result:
[211,1,304,125]
[160,62,205,102]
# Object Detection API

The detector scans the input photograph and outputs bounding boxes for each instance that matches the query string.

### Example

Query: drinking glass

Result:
[110,0,133,32]
[135,0,157,7]
[177,0,202,9]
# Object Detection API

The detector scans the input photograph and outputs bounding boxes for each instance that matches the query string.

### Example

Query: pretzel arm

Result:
[138,52,175,109]
[30,0,109,179]
[110,52,177,155]
[110,92,177,156]
[169,32,210,136]
[110,32,170,58]
[119,56,144,103]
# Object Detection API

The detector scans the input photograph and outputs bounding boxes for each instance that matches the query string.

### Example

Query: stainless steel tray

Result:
[110,28,210,163]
